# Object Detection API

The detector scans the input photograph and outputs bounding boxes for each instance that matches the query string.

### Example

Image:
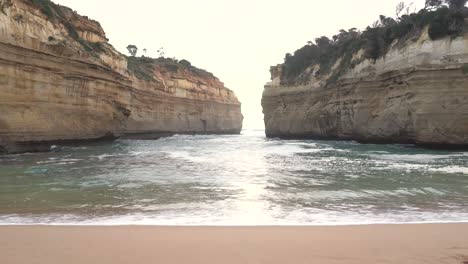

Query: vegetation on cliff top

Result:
[30,0,102,55]
[280,0,468,85]
[29,0,215,82]
[127,56,215,82]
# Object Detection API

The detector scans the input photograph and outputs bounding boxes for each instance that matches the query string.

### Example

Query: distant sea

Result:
[1,129,468,225]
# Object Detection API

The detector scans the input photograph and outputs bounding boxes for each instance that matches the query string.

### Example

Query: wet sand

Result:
[1,224,468,264]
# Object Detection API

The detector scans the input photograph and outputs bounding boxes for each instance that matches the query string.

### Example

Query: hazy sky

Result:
[55,0,425,129]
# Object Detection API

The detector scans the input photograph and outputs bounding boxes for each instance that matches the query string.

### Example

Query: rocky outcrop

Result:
[262,29,468,147]
[0,0,243,153]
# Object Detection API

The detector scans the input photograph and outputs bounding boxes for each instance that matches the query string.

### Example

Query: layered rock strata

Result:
[262,30,468,147]
[0,0,243,153]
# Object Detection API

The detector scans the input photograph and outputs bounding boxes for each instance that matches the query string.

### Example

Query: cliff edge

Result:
[262,4,468,147]
[0,0,243,153]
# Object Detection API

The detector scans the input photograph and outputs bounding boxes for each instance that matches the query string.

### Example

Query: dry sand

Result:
[1,224,468,264]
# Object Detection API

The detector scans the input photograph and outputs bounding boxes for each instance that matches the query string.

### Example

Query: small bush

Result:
[429,8,452,39]
[31,0,55,20]
[89,42,105,53]
[127,56,155,81]
[164,64,179,73]
[13,14,23,22]
[179,59,192,68]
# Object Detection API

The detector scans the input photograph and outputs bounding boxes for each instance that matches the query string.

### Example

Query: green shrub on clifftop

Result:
[31,0,55,19]
[127,56,214,82]
[30,0,101,55]
[281,2,468,85]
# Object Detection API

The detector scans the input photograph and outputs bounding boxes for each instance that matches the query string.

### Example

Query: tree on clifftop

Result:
[179,59,192,68]
[447,0,467,10]
[126,45,138,57]
[426,0,467,10]
[446,0,467,33]
[157,47,165,58]
[425,0,444,9]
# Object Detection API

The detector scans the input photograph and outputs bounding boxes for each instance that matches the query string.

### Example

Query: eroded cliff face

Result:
[0,0,243,153]
[262,29,468,147]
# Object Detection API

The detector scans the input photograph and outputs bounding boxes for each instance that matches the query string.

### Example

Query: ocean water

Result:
[1,129,468,225]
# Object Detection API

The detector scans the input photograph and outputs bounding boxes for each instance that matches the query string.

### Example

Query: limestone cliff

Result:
[0,0,243,153]
[262,19,468,147]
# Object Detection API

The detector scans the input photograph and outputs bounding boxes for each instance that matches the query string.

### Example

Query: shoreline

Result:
[2,221,468,226]
[2,223,468,264]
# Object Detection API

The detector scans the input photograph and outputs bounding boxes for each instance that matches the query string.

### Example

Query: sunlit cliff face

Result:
[0,0,242,153]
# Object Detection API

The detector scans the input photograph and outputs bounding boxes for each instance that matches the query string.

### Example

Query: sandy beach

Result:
[1,224,468,264]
